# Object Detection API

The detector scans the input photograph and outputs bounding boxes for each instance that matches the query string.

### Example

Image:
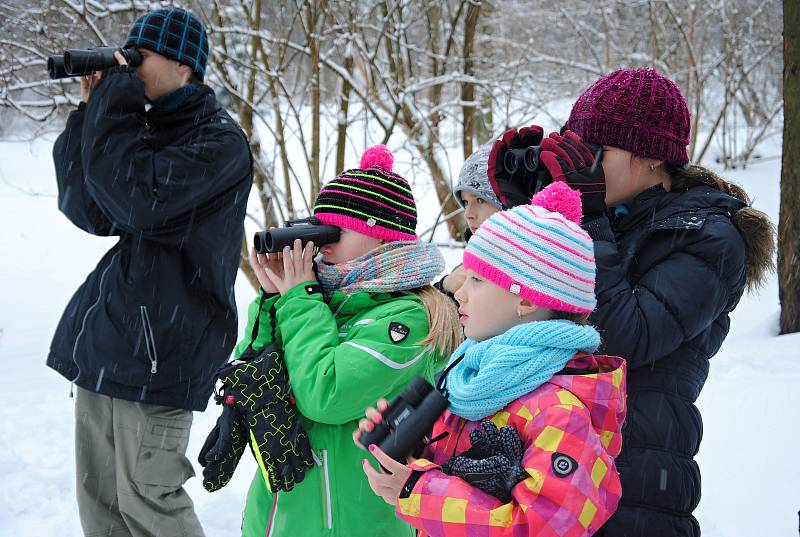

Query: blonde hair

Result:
[405,285,463,360]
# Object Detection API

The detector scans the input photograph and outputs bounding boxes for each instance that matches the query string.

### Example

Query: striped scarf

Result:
[444,320,601,421]
[316,241,444,297]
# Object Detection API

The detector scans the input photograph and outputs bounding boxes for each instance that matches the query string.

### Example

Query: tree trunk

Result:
[335,47,354,174]
[307,0,322,199]
[780,0,800,334]
[461,1,481,159]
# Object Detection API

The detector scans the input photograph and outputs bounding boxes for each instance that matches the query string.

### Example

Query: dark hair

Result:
[664,163,775,291]
[550,310,590,325]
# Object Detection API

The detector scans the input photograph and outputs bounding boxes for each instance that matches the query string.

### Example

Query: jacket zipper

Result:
[71,251,120,382]
[321,449,333,529]
[139,305,158,374]
[265,490,279,537]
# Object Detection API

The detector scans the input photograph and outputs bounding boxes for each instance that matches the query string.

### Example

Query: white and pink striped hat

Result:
[463,181,597,314]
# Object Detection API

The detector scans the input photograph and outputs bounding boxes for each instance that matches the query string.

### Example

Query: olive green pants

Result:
[74,386,205,537]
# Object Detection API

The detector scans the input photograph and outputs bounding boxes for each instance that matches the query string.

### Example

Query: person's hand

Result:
[79,51,128,103]
[80,73,102,102]
[353,399,389,449]
[486,125,545,208]
[261,239,317,295]
[539,130,607,221]
[362,444,413,506]
[113,50,128,66]
[249,245,284,294]
[442,265,467,295]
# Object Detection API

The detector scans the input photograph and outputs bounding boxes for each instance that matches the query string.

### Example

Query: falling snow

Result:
[0,134,797,536]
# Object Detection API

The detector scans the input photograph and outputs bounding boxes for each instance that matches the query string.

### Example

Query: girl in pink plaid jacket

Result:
[355,181,627,536]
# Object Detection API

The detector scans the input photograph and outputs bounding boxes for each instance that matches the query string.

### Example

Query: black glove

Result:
[539,130,607,221]
[487,125,547,208]
[198,388,248,492]
[220,342,315,493]
[441,420,527,503]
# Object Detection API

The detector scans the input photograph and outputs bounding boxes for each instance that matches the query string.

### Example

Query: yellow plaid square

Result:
[556,390,584,408]
[523,468,545,494]
[491,411,510,428]
[398,493,421,517]
[534,425,564,452]
[599,430,614,449]
[591,458,608,487]
[578,498,598,529]
[515,405,533,421]
[442,497,468,523]
[489,504,514,527]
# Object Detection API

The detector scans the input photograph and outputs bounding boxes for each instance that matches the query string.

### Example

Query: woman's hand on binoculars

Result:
[362,444,412,506]
[260,238,317,295]
[353,399,389,449]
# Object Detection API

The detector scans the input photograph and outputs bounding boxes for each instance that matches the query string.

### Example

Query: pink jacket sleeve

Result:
[395,402,621,537]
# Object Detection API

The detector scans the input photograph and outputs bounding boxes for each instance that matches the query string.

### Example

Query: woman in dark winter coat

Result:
[538,68,774,536]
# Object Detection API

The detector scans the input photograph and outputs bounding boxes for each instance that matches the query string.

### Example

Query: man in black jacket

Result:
[49,8,252,536]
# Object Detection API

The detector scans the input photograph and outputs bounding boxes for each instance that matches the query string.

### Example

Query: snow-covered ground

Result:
[0,135,797,536]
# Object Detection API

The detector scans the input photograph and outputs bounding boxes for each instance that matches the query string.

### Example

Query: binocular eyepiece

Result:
[253,217,341,254]
[503,145,543,175]
[48,47,142,79]
[358,376,449,463]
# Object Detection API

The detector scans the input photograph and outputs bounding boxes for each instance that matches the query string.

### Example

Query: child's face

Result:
[454,270,539,341]
[461,192,500,234]
[319,228,384,264]
[134,49,192,101]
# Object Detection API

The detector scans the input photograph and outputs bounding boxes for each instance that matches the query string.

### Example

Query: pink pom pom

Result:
[530,181,583,224]
[359,144,394,171]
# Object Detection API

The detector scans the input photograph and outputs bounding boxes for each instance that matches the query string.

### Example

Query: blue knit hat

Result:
[124,8,209,81]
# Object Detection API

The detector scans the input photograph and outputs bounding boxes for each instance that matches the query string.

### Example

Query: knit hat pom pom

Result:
[359,144,394,171]
[530,181,583,224]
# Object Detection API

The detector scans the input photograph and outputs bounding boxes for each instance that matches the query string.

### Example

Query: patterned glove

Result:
[441,420,527,503]
[220,342,315,493]
[487,125,549,208]
[198,389,248,492]
[539,130,607,221]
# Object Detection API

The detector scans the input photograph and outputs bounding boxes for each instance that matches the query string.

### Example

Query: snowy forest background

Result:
[1,0,798,535]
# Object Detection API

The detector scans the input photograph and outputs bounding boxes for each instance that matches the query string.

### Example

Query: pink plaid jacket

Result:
[396,353,627,537]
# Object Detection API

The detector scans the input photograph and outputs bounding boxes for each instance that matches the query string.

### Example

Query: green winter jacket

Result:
[238,282,446,537]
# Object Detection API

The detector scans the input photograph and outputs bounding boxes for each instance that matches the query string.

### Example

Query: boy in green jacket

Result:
[239,145,461,536]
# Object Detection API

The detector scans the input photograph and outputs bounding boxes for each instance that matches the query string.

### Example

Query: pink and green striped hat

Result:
[313,145,417,241]
[463,181,597,314]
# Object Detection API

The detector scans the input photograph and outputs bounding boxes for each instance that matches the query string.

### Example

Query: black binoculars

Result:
[503,145,543,175]
[48,47,142,79]
[358,376,449,463]
[253,217,341,254]
[503,145,552,196]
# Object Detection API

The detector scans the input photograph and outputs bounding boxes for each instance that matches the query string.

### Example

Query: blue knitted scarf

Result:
[444,320,601,421]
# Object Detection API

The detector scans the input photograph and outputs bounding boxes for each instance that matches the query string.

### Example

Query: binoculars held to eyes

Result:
[253,217,341,254]
[358,376,449,463]
[503,145,552,197]
[48,47,142,79]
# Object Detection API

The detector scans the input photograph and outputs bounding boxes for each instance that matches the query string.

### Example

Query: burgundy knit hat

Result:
[566,68,691,165]
[313,145,417,241]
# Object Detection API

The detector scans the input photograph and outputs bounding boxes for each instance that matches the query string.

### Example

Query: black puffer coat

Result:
[48,66,252,411]
[586,185,750,536]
